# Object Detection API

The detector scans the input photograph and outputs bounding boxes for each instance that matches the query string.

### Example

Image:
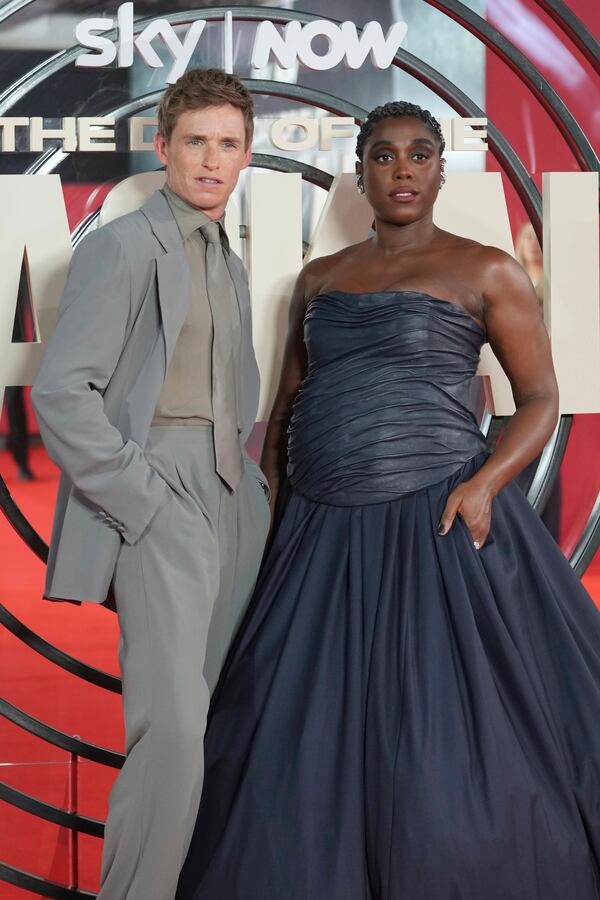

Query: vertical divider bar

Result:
[223,11,234,74]
[68,746,80,890]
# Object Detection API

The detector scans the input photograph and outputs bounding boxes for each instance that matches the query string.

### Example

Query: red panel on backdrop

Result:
[485,0,599,233]
[484,0,599,562]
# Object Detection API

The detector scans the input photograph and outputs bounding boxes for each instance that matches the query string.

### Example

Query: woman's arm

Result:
[438,248,559,547]
[260,266,311,514]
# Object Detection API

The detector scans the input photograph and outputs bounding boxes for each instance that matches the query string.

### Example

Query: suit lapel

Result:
[141,190,191,367]
[156,249,190,365]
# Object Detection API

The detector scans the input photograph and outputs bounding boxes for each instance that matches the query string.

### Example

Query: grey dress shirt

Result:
[153,184,239,426]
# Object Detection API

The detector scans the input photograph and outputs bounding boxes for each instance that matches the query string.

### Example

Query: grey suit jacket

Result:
[31,190,260,604]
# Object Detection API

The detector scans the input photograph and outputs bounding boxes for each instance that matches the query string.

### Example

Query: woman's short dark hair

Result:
[356,101,445,160]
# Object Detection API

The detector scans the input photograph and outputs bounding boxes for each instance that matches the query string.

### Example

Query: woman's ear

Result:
[355,162,364,195]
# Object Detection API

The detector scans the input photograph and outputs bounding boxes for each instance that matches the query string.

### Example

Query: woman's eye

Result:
[375,153,393,162]
[412,152,430,161]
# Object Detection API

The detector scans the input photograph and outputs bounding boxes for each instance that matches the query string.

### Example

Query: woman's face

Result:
[358,116,443,227]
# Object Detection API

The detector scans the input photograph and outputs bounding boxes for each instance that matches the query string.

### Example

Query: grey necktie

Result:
[200,220,244,491]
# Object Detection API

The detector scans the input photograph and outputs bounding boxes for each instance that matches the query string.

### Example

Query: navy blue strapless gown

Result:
[177,292,600,900]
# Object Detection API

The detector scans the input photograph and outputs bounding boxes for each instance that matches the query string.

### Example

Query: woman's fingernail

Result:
[437,521,445,534]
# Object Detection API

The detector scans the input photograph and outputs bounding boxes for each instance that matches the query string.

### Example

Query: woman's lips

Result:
[389,190,418,203]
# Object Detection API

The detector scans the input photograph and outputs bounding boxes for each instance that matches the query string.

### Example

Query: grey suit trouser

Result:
[97,426,270,900]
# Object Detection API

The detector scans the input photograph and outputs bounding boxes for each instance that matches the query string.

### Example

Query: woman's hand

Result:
[438,248,559,551]
[437,477,495,549]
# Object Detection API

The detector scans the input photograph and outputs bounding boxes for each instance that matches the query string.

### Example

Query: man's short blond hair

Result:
[157,68,254,147]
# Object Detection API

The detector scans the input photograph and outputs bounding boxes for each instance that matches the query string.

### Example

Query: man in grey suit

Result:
[32,68,270,899]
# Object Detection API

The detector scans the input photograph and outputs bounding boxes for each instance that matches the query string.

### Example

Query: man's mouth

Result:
[196,177,223,185]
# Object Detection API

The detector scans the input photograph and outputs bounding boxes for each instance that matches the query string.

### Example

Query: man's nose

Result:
[201,146,220,169]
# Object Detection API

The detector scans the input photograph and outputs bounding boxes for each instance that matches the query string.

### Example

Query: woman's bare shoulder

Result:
[437,231,530,295]
[300,240,371,299]
[440,231,521,274]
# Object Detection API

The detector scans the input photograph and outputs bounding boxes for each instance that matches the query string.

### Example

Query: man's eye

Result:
[375,153,393,162]
[412,152,430,161]
[189,139,201,146]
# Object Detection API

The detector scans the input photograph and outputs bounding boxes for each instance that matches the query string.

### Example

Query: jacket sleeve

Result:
[31,225,166,545]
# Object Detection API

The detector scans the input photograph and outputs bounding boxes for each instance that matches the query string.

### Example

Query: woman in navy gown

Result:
[176,102,600,900]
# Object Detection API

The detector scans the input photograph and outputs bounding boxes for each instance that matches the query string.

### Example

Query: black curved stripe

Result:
[571,494,600,578]
[0,474,48,563]
[251,153,333,189]
[0,603,121,693]
[0,698,124,768]
[0,781,104,837]
[0,861,95,899]
[424,0,599,172]
[529,416,572,516]
[534,0,600,74]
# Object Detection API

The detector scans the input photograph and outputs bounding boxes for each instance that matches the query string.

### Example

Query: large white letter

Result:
[134,19,206,82]
[247,172,303,419]
[433,172,514,413]
[133,20,166,69]
[319,116,356,150]
[270,116,319,152]
[251,20,302,70]
[452,117,488,151]
[0,176,71,410]
[117,1,134,67]
[129,116,157,151]
[74,15,116,67]
[342,20,408,70]
[543,172,600,413]
[304,172,374,262]
[0,118,28,152]
[297,21,346,71]
[162,20,206,83]
[78,117,116,152]
[29,118,77,152]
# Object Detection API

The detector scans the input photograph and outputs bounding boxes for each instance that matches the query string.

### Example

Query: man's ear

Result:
[154,131,169,167]
[242,143,253,169]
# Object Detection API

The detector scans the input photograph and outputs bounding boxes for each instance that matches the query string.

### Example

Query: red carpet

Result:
[1,448,121,897]
[1,446,599,898]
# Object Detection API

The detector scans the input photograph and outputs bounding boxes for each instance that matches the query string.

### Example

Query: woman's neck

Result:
[372,215,438,254]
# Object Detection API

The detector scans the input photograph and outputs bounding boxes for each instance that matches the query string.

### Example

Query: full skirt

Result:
[177,455,600,900]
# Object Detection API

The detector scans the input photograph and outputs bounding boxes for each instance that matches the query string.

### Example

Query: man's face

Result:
[154,103,251,219]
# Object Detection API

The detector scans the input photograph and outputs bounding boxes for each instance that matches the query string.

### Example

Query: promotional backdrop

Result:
[0,1,598,896]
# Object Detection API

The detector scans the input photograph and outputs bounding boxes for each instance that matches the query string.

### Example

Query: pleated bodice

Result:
[287,290,489,505]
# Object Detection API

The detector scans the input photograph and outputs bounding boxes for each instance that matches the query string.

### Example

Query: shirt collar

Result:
[161,183,229,252]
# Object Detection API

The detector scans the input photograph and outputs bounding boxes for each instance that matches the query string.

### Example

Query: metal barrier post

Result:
[67,746,79,890]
